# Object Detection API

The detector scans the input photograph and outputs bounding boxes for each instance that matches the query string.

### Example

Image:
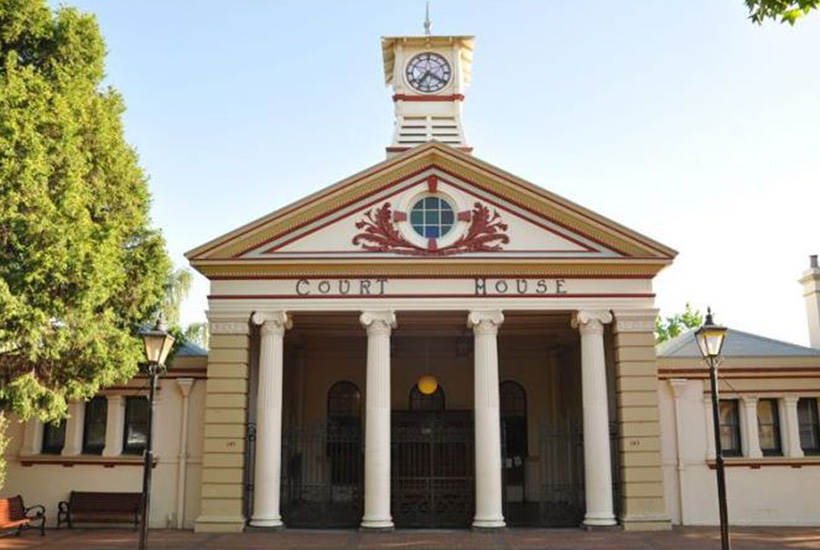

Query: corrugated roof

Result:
[657,328,820,358]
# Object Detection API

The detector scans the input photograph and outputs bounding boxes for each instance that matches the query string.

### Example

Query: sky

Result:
[54,0,820,346]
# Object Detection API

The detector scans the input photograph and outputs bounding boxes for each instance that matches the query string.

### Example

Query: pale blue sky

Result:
[57,0,820,345]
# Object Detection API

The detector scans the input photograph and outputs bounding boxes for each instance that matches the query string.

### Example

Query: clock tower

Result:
[381,31,474,157]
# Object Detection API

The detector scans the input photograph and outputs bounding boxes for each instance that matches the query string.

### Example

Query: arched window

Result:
[500,381,528,489]
[409,384,445,411]
[327,381,361,430]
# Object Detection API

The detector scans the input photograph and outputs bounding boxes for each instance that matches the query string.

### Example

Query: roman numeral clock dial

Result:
[405,52,452,93]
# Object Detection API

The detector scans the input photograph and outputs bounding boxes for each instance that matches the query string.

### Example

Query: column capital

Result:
[572,310,613,334]
[176,377,195,398]
[668,378,689,398]
[741,395,759,405]
[468,310,504,335]
[612,309,658,334]
[252,311,292,335]
[360,310,397,335]
[783,395,800,406]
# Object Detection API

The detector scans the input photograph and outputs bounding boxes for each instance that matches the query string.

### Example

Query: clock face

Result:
[405,52,452,93]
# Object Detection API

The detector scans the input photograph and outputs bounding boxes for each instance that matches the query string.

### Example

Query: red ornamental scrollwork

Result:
[352,202,509,256]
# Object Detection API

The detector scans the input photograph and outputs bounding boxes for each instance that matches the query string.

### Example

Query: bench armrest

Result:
[24,504,45,518]
[58,501,69,513]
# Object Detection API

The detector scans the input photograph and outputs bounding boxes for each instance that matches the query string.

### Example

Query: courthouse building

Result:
[3,28,820,533]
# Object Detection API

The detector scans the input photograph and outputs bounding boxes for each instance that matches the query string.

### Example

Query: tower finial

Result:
[424,1,432,35]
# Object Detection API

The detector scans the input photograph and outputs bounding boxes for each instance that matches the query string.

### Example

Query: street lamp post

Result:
[139,319,175,550]
[695,308,730,550]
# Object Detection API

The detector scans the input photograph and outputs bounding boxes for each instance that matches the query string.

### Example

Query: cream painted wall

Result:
[659,378,820,526]
[2,371,206,529]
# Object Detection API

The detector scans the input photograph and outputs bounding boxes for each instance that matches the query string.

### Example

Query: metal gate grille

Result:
[392,412,474,528]
[279,424,363,528]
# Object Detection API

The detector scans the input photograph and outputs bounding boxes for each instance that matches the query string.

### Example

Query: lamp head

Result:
[141,316,176,366]
[694,307,727,361]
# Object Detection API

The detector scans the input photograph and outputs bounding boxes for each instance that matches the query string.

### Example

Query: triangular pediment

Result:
[187,143,675,277]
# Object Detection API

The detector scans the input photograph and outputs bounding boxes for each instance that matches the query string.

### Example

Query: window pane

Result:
[798,398,820,453]
[82,396,108,455]
[757,399,781,455]
[719,400,741,455]
[42,420,66,455]
[124,397,149,455]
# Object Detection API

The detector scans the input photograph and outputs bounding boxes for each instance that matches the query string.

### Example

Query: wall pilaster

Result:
[194,315,251,533]
[612,309,671,531]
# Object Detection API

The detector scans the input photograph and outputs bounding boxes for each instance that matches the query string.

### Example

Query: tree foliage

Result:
[0,0,171,424]
[184,322,209,350]
[655,303,704,344]
[745,0,820,24]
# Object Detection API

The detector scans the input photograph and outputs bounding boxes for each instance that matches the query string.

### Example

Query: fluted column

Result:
[572,310,616,527]
[250,311,291,527]
[468,310,505,529]
[360,310,396,530]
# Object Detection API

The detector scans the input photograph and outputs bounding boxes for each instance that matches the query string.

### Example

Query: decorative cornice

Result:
[613,309,658,334]
[209,321,250,335]
[176,377,195,397]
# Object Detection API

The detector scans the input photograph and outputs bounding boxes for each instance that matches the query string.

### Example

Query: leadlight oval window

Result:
[410,196,455,239]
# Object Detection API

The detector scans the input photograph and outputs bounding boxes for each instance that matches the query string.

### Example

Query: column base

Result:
[620,514,672,531]
[360,518,394,531]
[472,518,506,530]
[583,514,617,528]
[249,517,283,528]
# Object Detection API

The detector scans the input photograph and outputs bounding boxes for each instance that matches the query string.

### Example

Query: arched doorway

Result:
[500,380,528,523]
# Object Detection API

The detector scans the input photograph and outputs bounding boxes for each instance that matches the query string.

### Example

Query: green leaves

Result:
[0,0,171,428]
[655,303,704,344]
[745,0,820,24]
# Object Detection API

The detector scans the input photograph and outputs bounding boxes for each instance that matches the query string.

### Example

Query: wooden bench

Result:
[57,492,142,530]
[0,495,45,536]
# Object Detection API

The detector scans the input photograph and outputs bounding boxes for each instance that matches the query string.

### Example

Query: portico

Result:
[186,68,675,531]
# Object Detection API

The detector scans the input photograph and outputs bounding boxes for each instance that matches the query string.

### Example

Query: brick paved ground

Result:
[1,527,818,550]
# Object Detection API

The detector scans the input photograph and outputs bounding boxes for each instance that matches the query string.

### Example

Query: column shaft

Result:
[360,311,396,530]
[741,396,762,458]
[574,310,616,527]
[469,310,505,529]
[103,395,126,457]
[783,396,804,458]
[250,311,290,527]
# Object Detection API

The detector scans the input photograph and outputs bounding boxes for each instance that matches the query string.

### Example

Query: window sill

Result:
[19,455,158,468]
[707,457,820,469]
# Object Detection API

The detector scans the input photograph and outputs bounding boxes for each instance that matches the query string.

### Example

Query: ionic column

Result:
[741,396,763,458]
[468,310,505,529]
[250,311,291,527]
[360,310,396,530]
[572,310,616,527]
[783,396,804,458]
[102,395,126,457]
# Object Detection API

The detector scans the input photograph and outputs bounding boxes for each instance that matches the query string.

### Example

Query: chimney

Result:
[800,254,820,349]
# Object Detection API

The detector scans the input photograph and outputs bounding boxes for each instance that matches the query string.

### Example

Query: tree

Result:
[655,303,704,344]
[164,268,193,328]
[745,0,820,24]
[184,322,209,350]
[0,0,171,483]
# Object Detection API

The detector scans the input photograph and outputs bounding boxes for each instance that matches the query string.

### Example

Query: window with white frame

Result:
[757,398,782,456]
[123,396,149,455]
[719,399,742,457]
[798,397,820,455]
[82,396,108,455]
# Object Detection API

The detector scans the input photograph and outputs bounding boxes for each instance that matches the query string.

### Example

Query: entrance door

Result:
[392,411,474,528]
